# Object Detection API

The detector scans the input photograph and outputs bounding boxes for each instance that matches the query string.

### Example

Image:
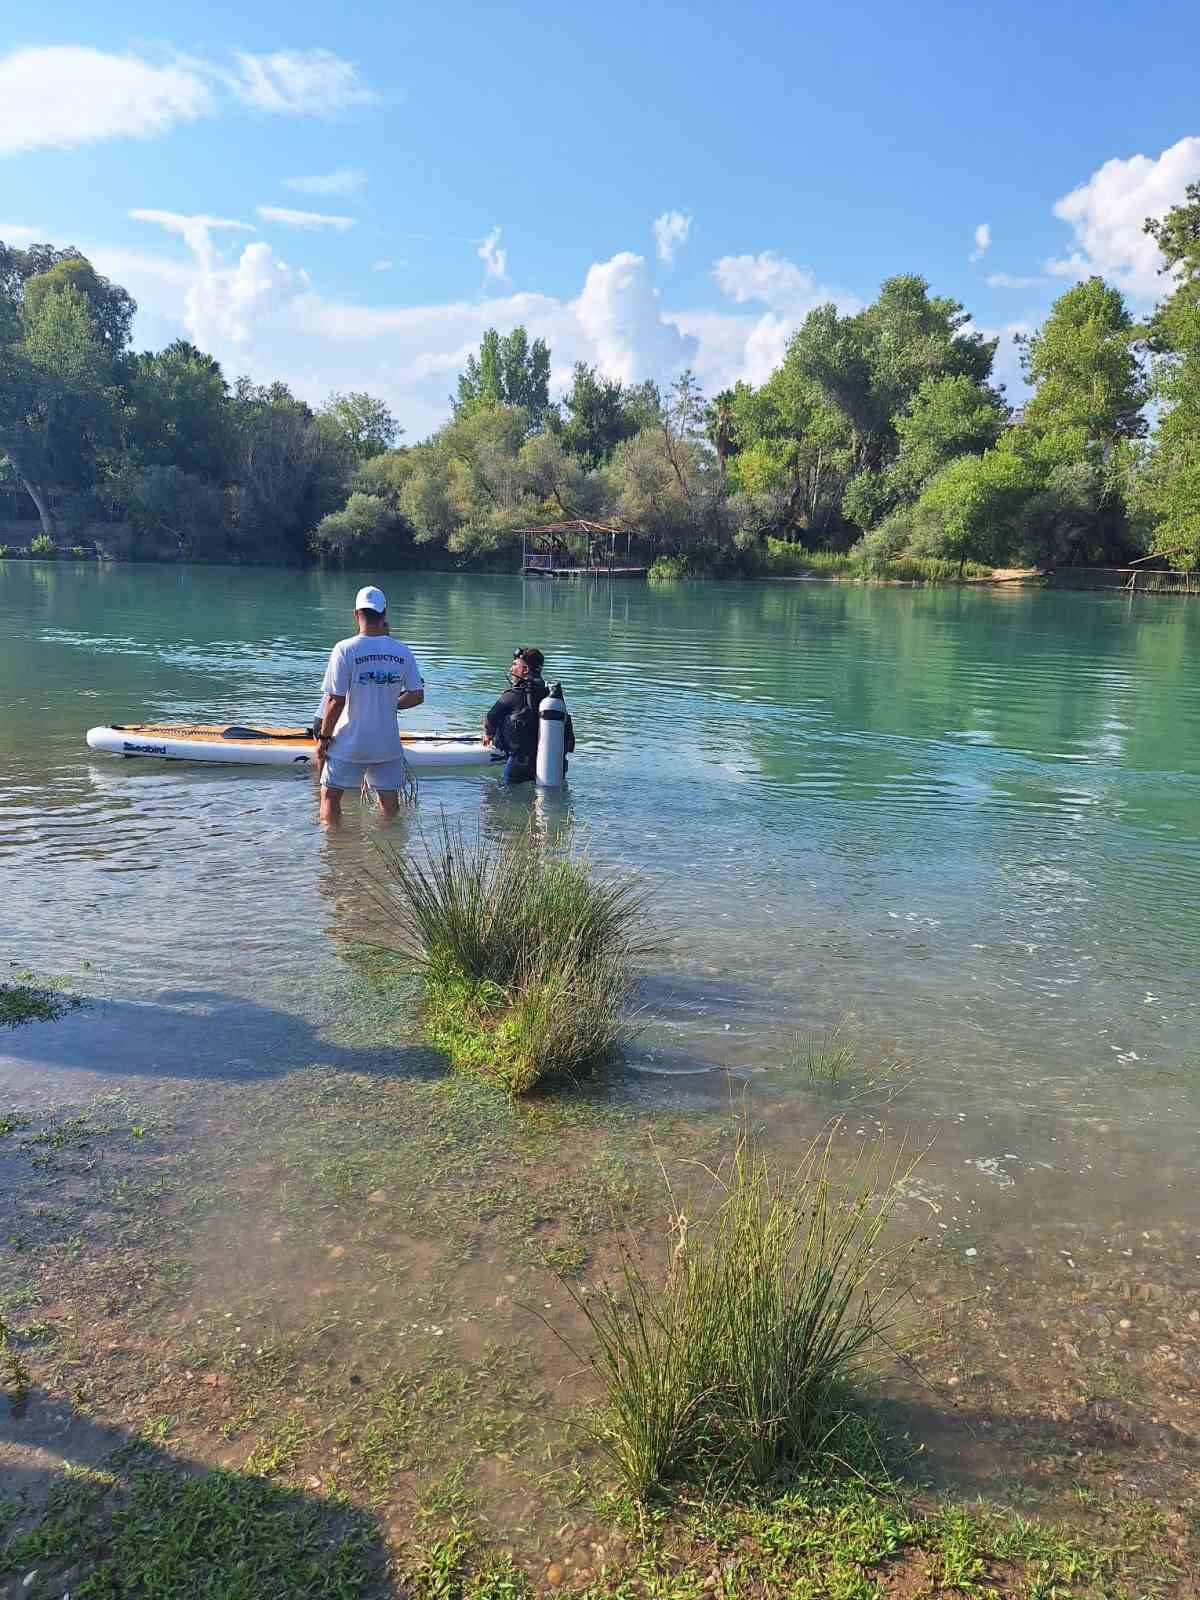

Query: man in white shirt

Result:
[315,585,424,823]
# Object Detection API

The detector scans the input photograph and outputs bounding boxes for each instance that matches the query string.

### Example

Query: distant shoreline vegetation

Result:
[3,188,1198,575]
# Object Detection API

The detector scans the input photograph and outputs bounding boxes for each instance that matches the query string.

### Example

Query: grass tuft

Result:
[561,1126,920,1498]
[378,821,655,1094]
[783,1025,911,1103]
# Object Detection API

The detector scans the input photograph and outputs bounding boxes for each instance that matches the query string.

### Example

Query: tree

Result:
[319,391,401,460]
[1139,185,1200,565]
[705,388,738,475]
[0,284,115,535]
[227,380,349,559]
[554,363,641,469]
[1017,278,1147,454]
[22,255,136,353]
[311,491,396,561]
[123,341,232,481]
[453,326,550,418]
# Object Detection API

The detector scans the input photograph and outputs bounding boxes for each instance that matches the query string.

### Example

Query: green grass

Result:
[783,1025,911,1103]
[0,974,84,1027]
[759,539,993,583]
[559,1127,920,1498]
[0,1448,385,1598]
[378,822,655,1093]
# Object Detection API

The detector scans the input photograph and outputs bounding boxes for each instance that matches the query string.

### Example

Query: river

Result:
[2,560,1198,1252]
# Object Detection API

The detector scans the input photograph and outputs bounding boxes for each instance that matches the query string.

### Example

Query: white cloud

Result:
[283,168,367,196]
[1048,136,1200,299]
[0,223,43,243]
[224,50,376,115]
[970,222,991,262]
[0,44,376,158]
[477,226,508,285]
[574,251,695,383]
[653,209,692,266]
[0,46,214,156]
[372,259,394,272]
[986,271,1045,289]
[257,206,356,232]
[708,250,858,384]
[130,209,256,252]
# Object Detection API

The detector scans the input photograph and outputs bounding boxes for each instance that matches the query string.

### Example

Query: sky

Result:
[2,0,1198,437]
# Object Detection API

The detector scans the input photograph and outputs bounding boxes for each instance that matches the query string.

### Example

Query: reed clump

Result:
[564,1127,919,1498]
[379,822,654,1094]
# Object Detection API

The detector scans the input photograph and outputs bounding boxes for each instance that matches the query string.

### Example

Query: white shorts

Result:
[320,754,409,792]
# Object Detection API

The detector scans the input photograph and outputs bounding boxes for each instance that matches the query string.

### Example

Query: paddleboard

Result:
[86,723,505,772]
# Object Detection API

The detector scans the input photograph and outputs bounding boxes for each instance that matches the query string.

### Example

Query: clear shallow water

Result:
[2,562,1198,1245]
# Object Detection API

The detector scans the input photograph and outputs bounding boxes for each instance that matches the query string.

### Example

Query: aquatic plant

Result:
[560,1126,919,1496]
[785,1024,911,1103]
[378,821,655,1093]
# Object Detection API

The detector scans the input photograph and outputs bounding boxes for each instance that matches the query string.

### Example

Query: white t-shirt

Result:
[320,634,423,762]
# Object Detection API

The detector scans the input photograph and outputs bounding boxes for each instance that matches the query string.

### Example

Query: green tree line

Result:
[2,190,1198,570]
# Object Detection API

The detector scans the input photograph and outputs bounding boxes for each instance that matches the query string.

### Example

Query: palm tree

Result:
[705,389,737,476]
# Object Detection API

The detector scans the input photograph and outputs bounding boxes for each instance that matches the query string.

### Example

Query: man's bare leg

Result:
[320,785,344,825]
[376,789,401,820]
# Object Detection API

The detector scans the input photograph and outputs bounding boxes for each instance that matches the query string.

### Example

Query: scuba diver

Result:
[484,647,549,785]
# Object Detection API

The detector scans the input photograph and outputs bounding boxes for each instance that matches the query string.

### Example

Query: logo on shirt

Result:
[357,670,405,685]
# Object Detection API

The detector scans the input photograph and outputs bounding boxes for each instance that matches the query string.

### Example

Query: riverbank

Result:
[1,984,1196,1596]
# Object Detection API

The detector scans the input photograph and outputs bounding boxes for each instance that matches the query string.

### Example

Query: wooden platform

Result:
[521,564,647,580]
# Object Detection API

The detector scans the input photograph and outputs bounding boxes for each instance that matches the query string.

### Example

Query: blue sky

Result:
[2,0,1198,434]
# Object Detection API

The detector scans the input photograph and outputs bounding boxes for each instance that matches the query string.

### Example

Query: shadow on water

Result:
[0,1386,394,1596]
[0,987,442,1091]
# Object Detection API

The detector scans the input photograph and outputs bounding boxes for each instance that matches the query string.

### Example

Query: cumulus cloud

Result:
[0,44,375,158]
[257,205,356,232]
[477,226,508,285]
[223,50,376,115]
[283,168,368,196]
[0,222,43,243]
[709,250,858,383]
[131,210,293,349]
[1048,136,1200,299]
[653,209,692,266]
[986,271,1045,289]
[575,251,695,383]
[970,222,991,262]
[104,223,852,437]
[372,259,394,272]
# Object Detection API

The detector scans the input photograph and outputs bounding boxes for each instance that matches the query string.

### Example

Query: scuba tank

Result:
[536,682,568,788]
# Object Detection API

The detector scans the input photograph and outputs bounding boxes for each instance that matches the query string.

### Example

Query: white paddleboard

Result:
[86,723,505,773]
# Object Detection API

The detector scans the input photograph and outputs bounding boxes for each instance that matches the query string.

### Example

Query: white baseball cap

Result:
[354,585,387,613]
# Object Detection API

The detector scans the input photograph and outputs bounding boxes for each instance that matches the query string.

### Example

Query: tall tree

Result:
[0,284,115,535]
[1139,185,1200,564]
[453,326,551,418]
[319,391,401,460]
[555,362,641,469]
[1017,278,1147,454]
[22,255,136,353]
[123,341,232,481]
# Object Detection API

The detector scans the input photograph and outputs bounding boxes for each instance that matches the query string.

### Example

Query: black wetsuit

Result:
[486,678,547,784]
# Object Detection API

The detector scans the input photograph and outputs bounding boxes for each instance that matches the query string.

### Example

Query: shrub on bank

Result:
[28,533,55,558]
[565,1127,919,1496]
[380,823,653,1093]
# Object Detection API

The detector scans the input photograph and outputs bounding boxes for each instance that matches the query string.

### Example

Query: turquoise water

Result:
[2,562,1198,1245]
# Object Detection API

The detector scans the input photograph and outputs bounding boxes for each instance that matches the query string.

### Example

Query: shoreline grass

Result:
[559,1127,921,1499]
[378,822,654,1094]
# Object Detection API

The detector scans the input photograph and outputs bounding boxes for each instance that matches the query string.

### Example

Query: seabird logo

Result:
[123,741,167,755]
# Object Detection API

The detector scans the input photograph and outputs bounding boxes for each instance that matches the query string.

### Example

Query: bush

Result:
[564,1127,919,1496]
[379,822,654,1093]
[0,545,12,559]
[28,533,55,557]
